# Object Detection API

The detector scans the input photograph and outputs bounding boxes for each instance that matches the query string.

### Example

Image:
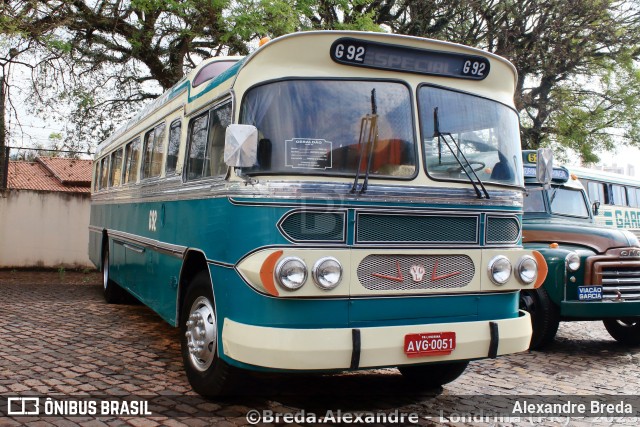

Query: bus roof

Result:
[570,165,639,187]
[96,30,518,157]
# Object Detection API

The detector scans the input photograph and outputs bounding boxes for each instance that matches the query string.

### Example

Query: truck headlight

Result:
[566,252,580,272]
[517,255,538,284]
[488,255,512,285]
[275,257,307,290]
[312,257,342,290]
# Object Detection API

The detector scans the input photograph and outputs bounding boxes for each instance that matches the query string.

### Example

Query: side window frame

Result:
[109,148,123,188]
[123,137,141,185]
[184,99,232,181]
[166,119,182,176]
[142,122,166,180]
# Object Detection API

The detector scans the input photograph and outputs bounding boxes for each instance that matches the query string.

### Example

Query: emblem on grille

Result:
[371,259,461,284]
[410,265,426,282]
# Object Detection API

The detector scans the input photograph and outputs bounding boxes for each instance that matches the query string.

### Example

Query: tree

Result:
[386,0,640,162]
[4,0,640,163]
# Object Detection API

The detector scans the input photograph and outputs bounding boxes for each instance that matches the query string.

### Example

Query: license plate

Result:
[578,286,602,301]
[404,332,456,358]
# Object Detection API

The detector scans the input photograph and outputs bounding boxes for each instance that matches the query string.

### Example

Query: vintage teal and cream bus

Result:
[572,166,640,237]
[522,151,640,348]
[89,31,546,396]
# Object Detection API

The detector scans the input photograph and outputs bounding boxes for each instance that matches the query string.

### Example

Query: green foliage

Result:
[2,0,640,163]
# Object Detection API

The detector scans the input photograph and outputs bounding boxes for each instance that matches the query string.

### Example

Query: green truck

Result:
[522,150,640,348]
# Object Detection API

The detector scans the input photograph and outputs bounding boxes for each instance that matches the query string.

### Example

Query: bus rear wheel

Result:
[603,318,640,346]
[180,271,238,397]
[102,246,127,304]
[398,361,468,388]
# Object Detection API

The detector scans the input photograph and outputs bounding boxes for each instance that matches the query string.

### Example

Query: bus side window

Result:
[611,184,627,206]
[186,112,210,180]
[628,187,638,208]
[123,137,141,184]
[109,149,123,187]
[186,102,231,180]
[166,120,181,175]
[143,123,165,179]
[99,156,109,190]
[207,102,231,177]
[587,181,605,205]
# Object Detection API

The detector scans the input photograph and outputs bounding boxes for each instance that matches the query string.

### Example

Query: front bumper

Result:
[221,311,532,371]
[561,300,640,318]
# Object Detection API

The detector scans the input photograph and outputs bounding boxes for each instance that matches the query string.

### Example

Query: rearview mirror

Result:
[224,124,258,168]
[536,148,553,187]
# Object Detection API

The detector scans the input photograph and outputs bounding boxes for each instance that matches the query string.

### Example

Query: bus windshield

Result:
[240,80,416,177]
[524,186,590,218]
[418,86,523,187]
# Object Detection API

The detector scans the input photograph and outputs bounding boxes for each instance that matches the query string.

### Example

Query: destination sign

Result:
[330,38,491,80]
[523,166,570,182]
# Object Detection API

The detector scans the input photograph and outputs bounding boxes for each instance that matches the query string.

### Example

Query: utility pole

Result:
[0,71,7,190]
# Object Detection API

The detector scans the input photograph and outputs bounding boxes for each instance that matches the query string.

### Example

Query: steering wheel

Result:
[432,161,486,174]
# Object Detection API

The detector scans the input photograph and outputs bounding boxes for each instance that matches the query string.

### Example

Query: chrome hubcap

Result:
[185,296,217,371]
[103,254,109,290]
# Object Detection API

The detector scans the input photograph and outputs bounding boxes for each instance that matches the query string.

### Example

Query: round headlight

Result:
[275,257,307,291]
[312,257,343,290]
[566,252,580,272]
[488,255,512,285]
[517,255,538,284]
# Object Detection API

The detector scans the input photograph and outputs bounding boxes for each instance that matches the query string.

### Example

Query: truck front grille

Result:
[595,262,640,301]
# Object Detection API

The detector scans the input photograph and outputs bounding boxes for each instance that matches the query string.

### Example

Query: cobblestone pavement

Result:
[1,270,640,427]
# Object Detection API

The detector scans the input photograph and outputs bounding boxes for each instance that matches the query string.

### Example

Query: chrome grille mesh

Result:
[357,255,474,291]
[356,214,478,243]
[600,265,640,301]
[486,216,520,244]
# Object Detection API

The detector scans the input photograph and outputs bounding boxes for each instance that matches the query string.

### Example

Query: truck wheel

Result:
[398,361,468,388]
[102,246,126,304]
[603,318,640,346]
[180,271,239,397]
[520,288,560,350]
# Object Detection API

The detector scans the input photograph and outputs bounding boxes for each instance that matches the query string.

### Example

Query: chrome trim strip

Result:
[122,243,145,254]
[107,229,187,258]
[276,209,348,244]
[207,259,235,268]
[92,179,524,208]
[88,225,103,234]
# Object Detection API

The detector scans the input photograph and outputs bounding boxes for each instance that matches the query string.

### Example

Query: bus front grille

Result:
[357,254,474,291]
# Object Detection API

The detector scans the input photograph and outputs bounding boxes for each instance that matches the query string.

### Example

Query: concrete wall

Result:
[0,190,93,268]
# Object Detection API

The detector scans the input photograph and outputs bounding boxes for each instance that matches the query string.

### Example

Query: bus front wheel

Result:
[398,361,468,388]
[603,318,640,346]
[520,287,560,350]
[180,271,238,397]
[102,246,127,304]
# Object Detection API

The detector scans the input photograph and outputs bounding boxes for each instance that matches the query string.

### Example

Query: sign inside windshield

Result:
[285,138,333,170]
[330,38,491,80]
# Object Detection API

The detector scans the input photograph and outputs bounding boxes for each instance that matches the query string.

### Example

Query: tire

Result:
[603,318,640,346]
[180,271,239,397]
[102,246,127,304]
[520,287,560,350]
[398,361,468,388]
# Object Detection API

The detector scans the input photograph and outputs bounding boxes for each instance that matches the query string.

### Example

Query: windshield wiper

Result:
[350,89,379,194]
[433,107,489,199]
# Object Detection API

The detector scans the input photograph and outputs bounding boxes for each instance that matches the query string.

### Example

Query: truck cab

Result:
[521,150,640,348]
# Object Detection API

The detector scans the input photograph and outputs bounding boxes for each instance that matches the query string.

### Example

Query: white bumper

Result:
[222,311,532,370]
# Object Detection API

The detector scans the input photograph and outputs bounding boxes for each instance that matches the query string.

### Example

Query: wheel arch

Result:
[177,249,213,326]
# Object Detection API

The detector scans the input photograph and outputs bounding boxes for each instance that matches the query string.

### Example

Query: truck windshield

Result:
[524,186,590,218]
[240,80,416,178]
[418,86,523,187]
